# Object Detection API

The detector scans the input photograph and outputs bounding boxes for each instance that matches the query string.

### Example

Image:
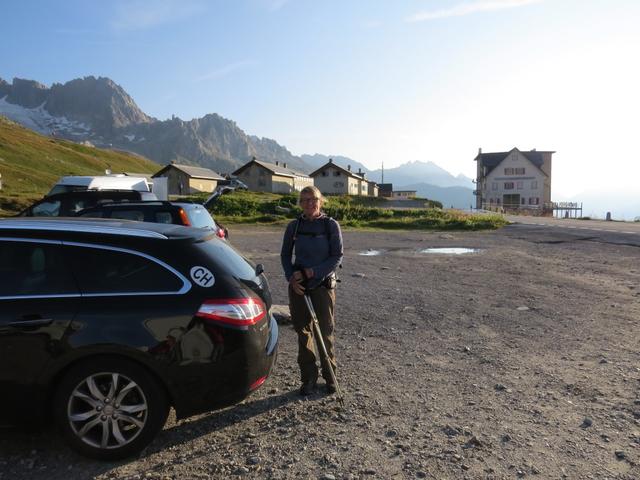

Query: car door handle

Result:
[9,317,53,328]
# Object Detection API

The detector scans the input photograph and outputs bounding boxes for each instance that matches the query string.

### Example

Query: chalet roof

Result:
[152,163,224,180]
[309,161,364,180]
[232,159,310,178]
[475,148,554,176]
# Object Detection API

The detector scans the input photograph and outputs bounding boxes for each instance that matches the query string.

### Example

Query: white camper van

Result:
[47,175,152,196]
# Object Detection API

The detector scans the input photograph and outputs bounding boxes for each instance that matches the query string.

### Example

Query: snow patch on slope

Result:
[0,96,92,137]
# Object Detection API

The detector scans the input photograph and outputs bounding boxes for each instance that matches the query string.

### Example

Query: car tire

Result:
[53,357,169,460]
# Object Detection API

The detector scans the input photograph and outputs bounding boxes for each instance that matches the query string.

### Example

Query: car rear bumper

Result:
[172,313,278,418]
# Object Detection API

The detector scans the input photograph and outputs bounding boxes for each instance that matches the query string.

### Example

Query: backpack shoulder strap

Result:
[289,216,302,254]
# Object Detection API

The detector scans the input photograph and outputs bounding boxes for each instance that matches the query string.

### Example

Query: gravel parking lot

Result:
[2,224,639,479]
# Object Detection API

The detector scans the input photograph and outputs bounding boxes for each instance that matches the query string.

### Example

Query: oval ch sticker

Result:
[190,266,215,287]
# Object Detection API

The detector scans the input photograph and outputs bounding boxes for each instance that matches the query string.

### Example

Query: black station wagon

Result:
[0,218,278,459]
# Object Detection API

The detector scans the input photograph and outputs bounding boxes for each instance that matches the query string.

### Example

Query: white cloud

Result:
[111,0,206,31]
[195,61,258,82]
[406,0,544,22]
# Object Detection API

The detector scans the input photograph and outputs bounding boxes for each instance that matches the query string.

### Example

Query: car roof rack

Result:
[0,219,169,239]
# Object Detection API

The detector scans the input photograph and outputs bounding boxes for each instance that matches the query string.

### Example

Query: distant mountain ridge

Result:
[0,76,308,174]
[0,75,475,207]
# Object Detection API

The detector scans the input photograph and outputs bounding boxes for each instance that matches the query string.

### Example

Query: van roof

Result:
[52,175,151,192]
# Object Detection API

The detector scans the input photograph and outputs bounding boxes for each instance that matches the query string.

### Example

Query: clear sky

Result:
[1,0,639,200]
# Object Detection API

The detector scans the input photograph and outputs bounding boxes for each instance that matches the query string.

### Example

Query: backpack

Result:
[290,215,342,284]
[292,215,332,243]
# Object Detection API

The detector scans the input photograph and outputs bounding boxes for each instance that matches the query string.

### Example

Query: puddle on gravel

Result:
[358,249,385,256]
[420,247,479,255]
[358,247,479,256]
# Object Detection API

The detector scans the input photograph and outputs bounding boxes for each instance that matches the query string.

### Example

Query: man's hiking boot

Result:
[299,380,316,396]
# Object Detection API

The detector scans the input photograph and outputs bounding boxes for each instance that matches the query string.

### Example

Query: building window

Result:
[531,180,538,190]
[322,171,328,177]
[504,182,514,190]
[334,171,341,176]
[334,181,344,188]
[489,198,494,204]
[504,168,514,175]
[496,198,501,205]
[528,197,540,205]
[516,181,523,190]
[492,182,498,191]
[521,197,525,205]
[259,169,265,176]
[515,167,525,175]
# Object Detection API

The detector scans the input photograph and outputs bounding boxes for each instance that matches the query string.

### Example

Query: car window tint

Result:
[31,200,61,217]
[68,246,183,294]
[154,211,174,224]
[186,207,216,229]
[0,241,77,297]
[67,199,92,215]
[110,210,145,221]
[196,238,255,280]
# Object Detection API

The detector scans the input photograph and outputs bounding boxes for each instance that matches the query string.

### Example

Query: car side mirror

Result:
[255,264,264,276]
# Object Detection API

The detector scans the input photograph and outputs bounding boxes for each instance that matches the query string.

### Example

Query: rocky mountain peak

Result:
[45,76,152,134]
[6,78,49,108]
[0,78,11,98]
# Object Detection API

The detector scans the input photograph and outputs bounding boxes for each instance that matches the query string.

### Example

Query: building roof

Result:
[232,158,310,178]
[475,148,554,176]
[152,163,224,180]
[309,160,364,180]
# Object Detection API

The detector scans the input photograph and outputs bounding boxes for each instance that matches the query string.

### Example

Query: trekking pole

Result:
[303,293,345,407]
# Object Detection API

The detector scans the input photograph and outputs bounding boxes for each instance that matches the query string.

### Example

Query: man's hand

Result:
[290,270,305,295]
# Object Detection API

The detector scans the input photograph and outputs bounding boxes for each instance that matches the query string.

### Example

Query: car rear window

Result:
[67,245,185,294]
[186,207,216,229]
[154,211,174,224]
[196,238,256,280]
[109,209,145,221]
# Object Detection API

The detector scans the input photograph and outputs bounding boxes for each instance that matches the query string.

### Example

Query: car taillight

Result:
[178,208,191,226]
[195,297,266,330]
[249,375,267,391]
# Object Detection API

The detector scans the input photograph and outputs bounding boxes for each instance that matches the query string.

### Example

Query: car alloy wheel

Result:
[54,357,168,460]
[67,371,148,450]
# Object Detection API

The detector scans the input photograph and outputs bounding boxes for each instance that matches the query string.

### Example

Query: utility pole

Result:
[381,162,384,184]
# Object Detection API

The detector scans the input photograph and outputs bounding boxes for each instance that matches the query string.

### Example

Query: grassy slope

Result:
[192,190,508,231]
[0,117,506,230]
[0,116,159,214]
